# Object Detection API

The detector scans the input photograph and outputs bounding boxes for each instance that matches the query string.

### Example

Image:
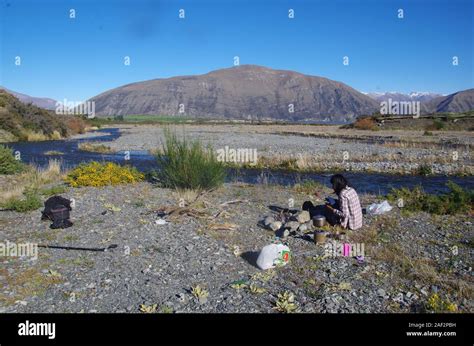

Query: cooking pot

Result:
[312,215,326,227]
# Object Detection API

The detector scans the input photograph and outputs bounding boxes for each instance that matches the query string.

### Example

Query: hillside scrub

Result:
[155,129,225,191]
[0,89,87,141]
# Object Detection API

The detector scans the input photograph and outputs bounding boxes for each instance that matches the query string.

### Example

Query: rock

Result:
[296,211,310,223]
[377,288,386,297]
[177,293,187,304]
[406,291,413,299]
[284,221,300,231]
[298,224,308,232]
[269,221,282,231]
[393,293,404,302]
[263,216,275,226]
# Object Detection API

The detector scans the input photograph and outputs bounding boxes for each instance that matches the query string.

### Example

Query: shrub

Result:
[425,119,445,131]
[155,129,225,190]
[65,161,144,187]
[0,145,25,174]
[423,131,433,136]
[1,189,42,212]
[387,182,474,215]
[65,117,86,134]
[353,117,377,130]
[426,293,457,313]
[417,164,432,176]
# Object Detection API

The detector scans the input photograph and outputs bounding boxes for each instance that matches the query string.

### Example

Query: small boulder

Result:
[285,221,300,231]
[263,216,275,227]
[296,210,310,223]
[269,221,282,231]
[298,223,308,232]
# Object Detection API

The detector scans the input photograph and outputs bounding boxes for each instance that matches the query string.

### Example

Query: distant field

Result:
[86,112,474,132]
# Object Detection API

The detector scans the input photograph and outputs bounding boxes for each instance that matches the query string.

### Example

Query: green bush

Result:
[433,119,445,130]
[417,164,432,176]
[155,129,225,190]
[1,189,42,212]
[387,182,474,215]
[0,145,25,174]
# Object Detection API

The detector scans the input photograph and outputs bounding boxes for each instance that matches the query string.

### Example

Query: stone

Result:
[298,224,308,232]
[296,210,311,223]
[284,221,300,231]
[377,288,386,297]
[269,221,282,231]
[263,216,275,226]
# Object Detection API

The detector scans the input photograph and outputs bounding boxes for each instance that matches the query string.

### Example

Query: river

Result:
[3,128,473,195]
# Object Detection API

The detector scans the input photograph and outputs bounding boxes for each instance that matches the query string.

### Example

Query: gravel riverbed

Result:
[92,125,473,175]
[1,182,472,313]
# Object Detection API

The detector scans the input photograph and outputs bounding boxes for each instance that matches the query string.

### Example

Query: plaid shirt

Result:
[333,187,363,230]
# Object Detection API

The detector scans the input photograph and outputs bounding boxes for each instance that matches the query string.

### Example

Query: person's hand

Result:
[325,204,334,212]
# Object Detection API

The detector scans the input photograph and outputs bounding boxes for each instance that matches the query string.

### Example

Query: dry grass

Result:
[172,189,201,207]
[24,130,49,141]
[0,160,64,204]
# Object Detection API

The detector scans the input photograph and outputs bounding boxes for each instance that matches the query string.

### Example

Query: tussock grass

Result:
[0,160,64,208]
[155,129,225,191]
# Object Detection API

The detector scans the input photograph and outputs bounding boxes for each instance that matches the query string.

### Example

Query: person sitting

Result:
[325,174,362,230]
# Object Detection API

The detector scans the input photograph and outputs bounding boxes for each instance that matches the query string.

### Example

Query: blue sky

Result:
[0,0,472,101]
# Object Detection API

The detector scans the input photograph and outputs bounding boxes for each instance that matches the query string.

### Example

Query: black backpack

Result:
[41,196,73,229]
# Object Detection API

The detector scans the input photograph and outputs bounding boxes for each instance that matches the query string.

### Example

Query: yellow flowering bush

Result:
[65,161,144,187]
[426,293,457,313]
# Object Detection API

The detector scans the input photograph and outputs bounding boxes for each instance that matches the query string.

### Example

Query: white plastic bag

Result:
[367,200,393,215]
[256,243,291,270]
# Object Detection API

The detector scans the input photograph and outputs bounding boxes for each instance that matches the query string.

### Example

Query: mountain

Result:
[89,65,379,122]
[423,88,474,113]
[0,87,57,110]
[365,91,442,103]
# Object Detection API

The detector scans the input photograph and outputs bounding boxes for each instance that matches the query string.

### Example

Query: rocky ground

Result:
[93,124,473,175]
[1,182,472,313]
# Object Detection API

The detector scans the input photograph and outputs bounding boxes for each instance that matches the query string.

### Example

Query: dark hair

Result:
[330,174,350,195]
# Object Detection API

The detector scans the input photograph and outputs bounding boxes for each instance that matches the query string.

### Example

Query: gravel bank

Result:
[85,125,473,175]
[1,182,472,313]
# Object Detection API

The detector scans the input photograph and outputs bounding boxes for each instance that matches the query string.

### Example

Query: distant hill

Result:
[89,65,379,123]
[366,92,442,103]
[423,88,474,113]
[0,87,57,110]
[0,89,85,142]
